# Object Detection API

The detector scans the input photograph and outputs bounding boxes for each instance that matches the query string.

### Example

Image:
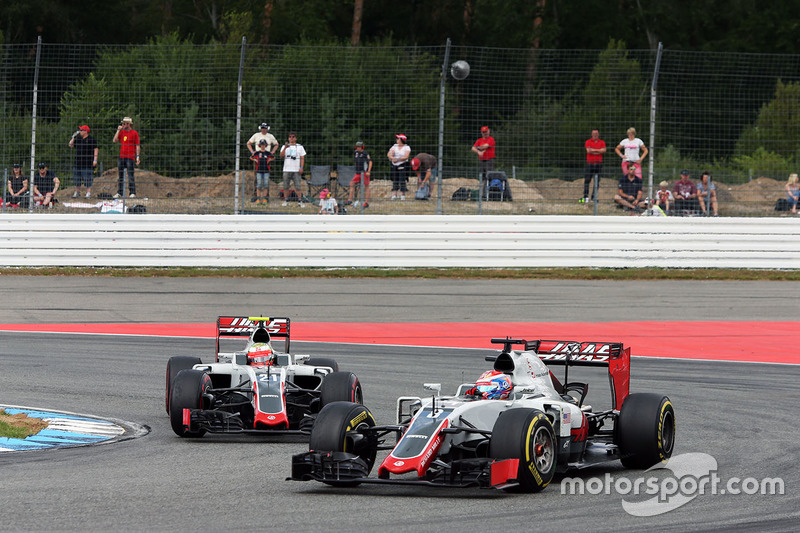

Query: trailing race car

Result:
[165,316,363,438]
[290,337,675,492]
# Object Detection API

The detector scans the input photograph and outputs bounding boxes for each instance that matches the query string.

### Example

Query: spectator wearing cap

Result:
[279,131,306,207]
[318,188,338,215]
[472,126,496,184]
[249,139,274,205]
[247,123,278,202]
[387,133,411,200]
[112,116,139,198]
[5,163,29,207]
[411,153,437,199]
[349,141,372,208]
[673,170,700,216]
[68,124,98,198]
[32,163,59,208]
[614,127,648,179]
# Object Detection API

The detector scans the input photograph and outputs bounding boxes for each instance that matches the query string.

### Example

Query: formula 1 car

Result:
[165,316,363,438]
[290,337,675,492]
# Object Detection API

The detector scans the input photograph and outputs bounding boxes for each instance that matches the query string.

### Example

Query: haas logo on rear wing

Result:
[527,340,624,365]
[217,316,290,338]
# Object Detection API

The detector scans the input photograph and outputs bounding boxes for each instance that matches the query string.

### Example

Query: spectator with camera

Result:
[5,163,28,208]
[112,116,139,198]
[279,132,306,207]
[32,162,59,208]
[68,125,98,198]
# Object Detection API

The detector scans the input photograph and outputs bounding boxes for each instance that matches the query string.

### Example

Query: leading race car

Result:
[165,316,363,438]
[290,337,675,492]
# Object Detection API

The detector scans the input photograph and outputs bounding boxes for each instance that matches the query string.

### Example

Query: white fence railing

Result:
[1,214,797,269]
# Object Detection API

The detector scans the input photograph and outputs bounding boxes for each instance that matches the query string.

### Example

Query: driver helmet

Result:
[247,342,275,366]
[475,370,513,400]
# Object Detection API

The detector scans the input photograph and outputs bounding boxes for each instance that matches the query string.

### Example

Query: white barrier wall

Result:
[0,214,797,269]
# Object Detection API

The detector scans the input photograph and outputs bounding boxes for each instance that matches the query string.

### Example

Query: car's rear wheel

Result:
[309,402,377,486]
[169,369,212,438]
[489,408,557,492]
[617,393,675,469]
[320,371,363,406]
[305,357,339,373]
[165,356,202,413]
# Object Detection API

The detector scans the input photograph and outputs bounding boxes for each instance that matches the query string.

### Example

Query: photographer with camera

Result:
[279,132,306,207]
[111,116,140,199]
[68,125,98,198]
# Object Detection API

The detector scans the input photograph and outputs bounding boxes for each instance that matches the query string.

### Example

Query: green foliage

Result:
[734,80,800,176]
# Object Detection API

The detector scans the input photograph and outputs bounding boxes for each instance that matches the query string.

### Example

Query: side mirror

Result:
[423,383,441,395]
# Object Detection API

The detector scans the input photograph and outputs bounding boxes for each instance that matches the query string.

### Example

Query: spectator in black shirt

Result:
[349,141,373,208]
[68,125,98,198]
[33,162,60,208]
[613,164,643,211]
[5,163,29,207]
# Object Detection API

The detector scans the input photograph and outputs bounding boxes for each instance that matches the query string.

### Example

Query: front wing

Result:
[182,408,313,435]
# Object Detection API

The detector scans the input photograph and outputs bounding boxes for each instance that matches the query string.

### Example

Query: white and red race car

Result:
[290,337,675,492]
[165,316,363,438]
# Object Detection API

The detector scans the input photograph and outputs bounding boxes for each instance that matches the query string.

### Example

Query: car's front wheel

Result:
[169,369,212,438]
[490,408,557,492]
[308,401,377,486]
[165,356,202,413]
[617,393,675,469]
[319,371,363,406]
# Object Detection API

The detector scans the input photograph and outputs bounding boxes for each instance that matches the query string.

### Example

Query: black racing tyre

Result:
[305,357,340,373]
[319,371,363,406]
[165,356,202,413]
[169,369,212,438]
[617,393,676,469]
[309,401,377,485]
[489,408,557,493]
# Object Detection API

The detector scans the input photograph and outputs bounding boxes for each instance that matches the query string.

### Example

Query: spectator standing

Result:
[697,171,719,216]
[673,170,700,215]
[410,153,437,199]
[472,126,496,185]
[613,164,643,211]
[614,127,648,179]
[247,123,278,202]
[581,129,606,203]
[653,180,673,214]
[280,132,306,207]
[68,125,98,198]
[387,133,410,200]
[32,162,59,208]
[785,173,799,214]
[318,188,338,214]
[5,163,28,207]
[112,116,139,198]
[349,141,372,208]
[249,140,274,204]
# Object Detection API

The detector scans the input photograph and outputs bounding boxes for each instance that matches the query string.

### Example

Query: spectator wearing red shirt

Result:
[581,129,606,203]
[472,126,496,184]
[112,116,140,198]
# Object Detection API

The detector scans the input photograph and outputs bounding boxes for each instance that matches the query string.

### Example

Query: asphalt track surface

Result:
[1,278,799,532]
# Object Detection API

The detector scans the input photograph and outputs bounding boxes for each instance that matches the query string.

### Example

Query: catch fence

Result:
[2,38,799,217]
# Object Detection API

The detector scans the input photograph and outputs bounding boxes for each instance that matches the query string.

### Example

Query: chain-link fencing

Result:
[2,38,799,216]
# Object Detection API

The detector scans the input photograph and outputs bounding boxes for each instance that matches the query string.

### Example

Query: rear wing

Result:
[490,337,630,410]
[216,316,291,361]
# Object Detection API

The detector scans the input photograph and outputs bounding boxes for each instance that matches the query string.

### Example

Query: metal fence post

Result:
[648,42,663,204]
[436,38,451,216]
[234,36,247,214]
[28,36,42,213]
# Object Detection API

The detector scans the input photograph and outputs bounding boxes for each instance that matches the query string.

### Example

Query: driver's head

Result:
[475,370,513,400]
[247,343,275,366]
